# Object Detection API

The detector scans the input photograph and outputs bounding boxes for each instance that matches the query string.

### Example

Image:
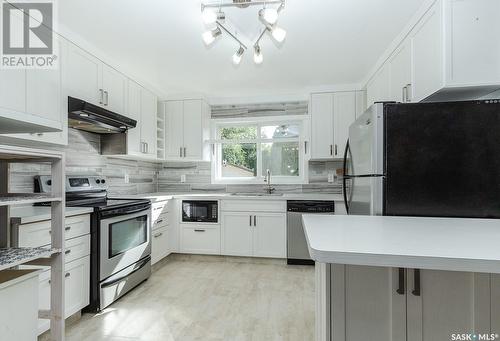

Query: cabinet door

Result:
[253,213,286,258]
[152,226,169,264]
[411,2,443,102]
[406,269,491,341]
[366,64,391,109]
[331,265,406,341]
[183,99,203,160]
[140,88,158,158]
[165,100,184,159]
[333,92,356,159]
[221,212,253,257]
[126,80,142,155]
[0,6,25,115]
[311,93,334,159]
[64,256,90,318]
[389,41,412,103]
[101,64,127,113]
[64,44,101,105]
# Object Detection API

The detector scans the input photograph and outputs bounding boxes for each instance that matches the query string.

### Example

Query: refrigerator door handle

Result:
[343,139,351,214]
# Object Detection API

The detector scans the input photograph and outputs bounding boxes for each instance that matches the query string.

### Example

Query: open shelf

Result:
[0,193,62,207]
[0,247,59,272]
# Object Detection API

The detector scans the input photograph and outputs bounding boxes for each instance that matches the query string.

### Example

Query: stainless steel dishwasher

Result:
[287,201,335,265]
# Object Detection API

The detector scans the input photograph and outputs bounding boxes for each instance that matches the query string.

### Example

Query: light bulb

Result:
[271,26,286,43]
[202,27,221,46]
[232,46,245,65]
[259,8,279,25]
[202,8,217,24]
[254,45,263,64]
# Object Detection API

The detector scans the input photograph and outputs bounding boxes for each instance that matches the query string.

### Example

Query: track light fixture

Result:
[201,0,286,65]
[202,26,222,46]
[232,46,245,65]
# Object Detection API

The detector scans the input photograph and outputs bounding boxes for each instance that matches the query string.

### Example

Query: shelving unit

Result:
[157,106,165,160]
[0,144,65,341]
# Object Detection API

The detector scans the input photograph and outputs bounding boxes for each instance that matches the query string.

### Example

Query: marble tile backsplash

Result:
[9,129,343,195]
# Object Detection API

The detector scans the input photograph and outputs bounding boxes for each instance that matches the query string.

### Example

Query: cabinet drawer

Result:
[180,224,220,255]
[153,213,169,231]
[221,200,286,213]
[152,226,169,265]
[64,234,90,263]
[18,214,90,247]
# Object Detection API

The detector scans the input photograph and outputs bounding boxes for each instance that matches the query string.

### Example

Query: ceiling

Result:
[58,0,426,99]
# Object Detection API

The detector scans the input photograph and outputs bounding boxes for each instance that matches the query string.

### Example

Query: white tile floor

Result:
[44,255,315,341]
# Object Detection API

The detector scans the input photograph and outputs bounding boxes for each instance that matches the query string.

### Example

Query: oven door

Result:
[99,208,151,281]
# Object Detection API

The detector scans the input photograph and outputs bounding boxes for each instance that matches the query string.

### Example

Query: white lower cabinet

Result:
[221,200,286,259]
[152,226,170,264]
[38,256,90,335]
[180,224,221,255]
[330,265,492,341]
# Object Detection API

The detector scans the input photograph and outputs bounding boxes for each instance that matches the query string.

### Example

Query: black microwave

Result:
[182,200,218,223]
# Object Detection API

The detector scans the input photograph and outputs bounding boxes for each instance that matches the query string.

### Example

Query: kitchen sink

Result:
[230,192,284,197]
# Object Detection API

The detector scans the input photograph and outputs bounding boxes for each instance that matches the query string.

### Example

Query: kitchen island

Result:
[303,215,500,341]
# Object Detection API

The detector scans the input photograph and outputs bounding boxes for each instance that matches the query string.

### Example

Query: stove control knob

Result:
[96,179,101,184]
[47,180,52,186]
[101,179,106,184]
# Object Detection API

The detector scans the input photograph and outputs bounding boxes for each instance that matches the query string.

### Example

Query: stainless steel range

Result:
[35,175,151,311]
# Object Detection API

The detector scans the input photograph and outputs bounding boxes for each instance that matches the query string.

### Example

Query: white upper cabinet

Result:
[311,93,334,159]
[126,81,142,155]
[311,91,360,160]
[163,99,210,161]
[366,0,500,105]
[65,43,127,111]
[65,44,102,105]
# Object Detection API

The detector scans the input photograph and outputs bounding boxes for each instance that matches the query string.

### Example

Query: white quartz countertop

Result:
[112,192,344,203]
[303,215,500,273]
[10,206,93,224]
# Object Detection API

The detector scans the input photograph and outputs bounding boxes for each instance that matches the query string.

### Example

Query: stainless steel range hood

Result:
[68,97,137,134]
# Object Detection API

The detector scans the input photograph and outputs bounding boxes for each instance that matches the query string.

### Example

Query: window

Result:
[212,118,306,184]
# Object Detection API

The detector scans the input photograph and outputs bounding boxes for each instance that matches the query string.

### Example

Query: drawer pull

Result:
[65,249,71,255]
[65,226,71,231]
[194,229,206,232]
[154,232,163,238]
[156,219,164,224]
[65,272,71,278]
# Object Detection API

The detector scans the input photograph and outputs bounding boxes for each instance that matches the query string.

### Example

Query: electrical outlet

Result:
[124,174,129,184]
[180,174,187,183]
[328,171,335,183]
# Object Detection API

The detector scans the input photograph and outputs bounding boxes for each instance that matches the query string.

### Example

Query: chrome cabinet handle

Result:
[179,147,182,157]
[405,84,412,102]
[249,215,252,226]
[99,89,104,104]
[156,219,164,224]
[330,145,333,156]
[65,226,71,231]
[402,86,407,103]
[154,232,163,238]
[183,147,187,157]
[304,141,308,154]
[65,272,71,278]
[335,144,338,156]
[194,229,206,232]
[412,269,421,296]
[253,215,256,226]
[104,90,109,106]
[65,249,71,255]
[145,142,148,154]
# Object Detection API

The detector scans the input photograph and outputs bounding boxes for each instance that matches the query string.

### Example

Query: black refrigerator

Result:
[342,99,500,218]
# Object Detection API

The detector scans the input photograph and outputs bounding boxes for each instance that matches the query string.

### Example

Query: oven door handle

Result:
[101,206,151,219]
[119,207,150,215]
[101,257,150,288]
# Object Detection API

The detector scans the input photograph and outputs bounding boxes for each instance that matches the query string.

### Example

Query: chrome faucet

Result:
[264,169,276,194]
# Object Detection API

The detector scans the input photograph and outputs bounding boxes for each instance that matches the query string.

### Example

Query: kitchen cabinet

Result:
[0,16,63,134]
[221,212,254,257]
[163,99,210,161]
[389,41,412,103]
[152,226,169,264]
[365,0,500,105]
[311,91,358,159]
[65,43,127,112]
[252,213,286,258]
[64,256,90,319]
[180,223,221,255]
[221,200,286,259]
[330,265,406,341]
[330,266,491,341]
[140,88,158,158]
